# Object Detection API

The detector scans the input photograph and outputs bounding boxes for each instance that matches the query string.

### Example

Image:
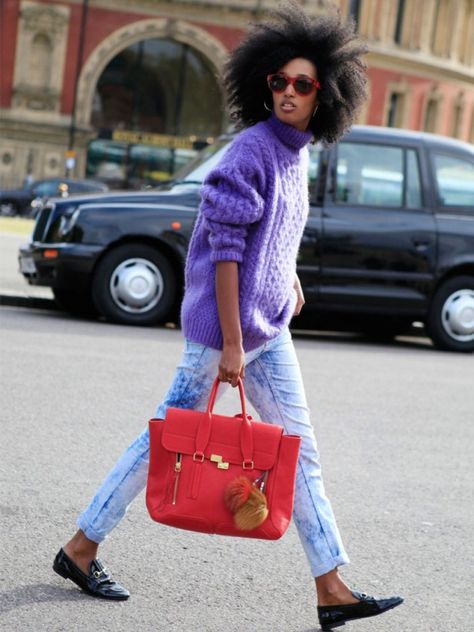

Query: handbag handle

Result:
[206,377,247,417]
[194,378,254,467]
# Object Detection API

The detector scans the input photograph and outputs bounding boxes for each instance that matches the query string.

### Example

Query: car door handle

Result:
[411,239,430,251]
[302,231,319,245]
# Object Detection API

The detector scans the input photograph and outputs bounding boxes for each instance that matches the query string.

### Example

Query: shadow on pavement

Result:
[0,582,109,613]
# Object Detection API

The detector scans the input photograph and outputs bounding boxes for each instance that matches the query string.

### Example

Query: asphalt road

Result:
[1,305,472,631]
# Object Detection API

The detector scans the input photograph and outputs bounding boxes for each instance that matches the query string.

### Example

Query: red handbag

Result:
[146,377,301,540]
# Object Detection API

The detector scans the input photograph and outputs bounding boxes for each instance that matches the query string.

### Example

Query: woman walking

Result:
[54,4,403,629]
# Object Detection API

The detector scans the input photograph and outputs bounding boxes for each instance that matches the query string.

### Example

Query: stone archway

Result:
[75,18,229,130]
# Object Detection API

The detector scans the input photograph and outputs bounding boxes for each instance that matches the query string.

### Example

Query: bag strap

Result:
[206,377,247,417]
[194,378,254,466]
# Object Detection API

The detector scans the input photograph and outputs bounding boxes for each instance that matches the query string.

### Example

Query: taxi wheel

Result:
[427,275,474,352]
[92,243,177,326]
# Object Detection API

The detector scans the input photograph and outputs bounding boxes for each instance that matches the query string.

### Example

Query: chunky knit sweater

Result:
[181,113,312,351]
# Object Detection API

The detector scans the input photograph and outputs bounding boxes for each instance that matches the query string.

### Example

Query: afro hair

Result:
[224,2,368,144]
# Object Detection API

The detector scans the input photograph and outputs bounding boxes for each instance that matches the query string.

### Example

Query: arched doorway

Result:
[86,35,225,188]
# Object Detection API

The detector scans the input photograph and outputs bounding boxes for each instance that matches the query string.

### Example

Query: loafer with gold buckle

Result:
[53,548,130,600]
[318,590,403,630]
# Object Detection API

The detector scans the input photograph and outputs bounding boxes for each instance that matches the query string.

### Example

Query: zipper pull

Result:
[172,453,182,505]
[254,471,269,493]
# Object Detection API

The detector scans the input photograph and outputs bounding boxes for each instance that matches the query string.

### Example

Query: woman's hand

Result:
[293,274,305,316]
[218,343,245,387]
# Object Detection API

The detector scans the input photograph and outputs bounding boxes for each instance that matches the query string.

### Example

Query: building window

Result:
[30,33,53,88]
[459,0,474,64]
[394,0,406,44]
[91,38,223,138]
[399,1,424,50]
[451,95,465,138]
[386,92,405,128]
[348,0,361,24]
[431,0,455,57]
[88,37,224,187]
[424,98,439,133]
[431,0,442,53]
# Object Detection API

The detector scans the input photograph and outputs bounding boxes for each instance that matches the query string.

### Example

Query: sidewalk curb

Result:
[0,293,59,311]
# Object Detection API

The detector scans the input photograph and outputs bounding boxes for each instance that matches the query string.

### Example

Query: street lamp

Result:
[66,0,89,176]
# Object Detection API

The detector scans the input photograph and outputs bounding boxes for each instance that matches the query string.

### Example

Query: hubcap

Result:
[441,289,474,342]
[109,258,163,314]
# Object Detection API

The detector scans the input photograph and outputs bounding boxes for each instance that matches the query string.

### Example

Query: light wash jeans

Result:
[78,329,349,577]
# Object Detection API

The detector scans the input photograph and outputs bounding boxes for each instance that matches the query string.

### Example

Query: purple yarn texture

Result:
[181,113,312,351]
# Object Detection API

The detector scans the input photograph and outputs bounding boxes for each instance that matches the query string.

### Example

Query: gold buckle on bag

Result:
[211,454,229,469]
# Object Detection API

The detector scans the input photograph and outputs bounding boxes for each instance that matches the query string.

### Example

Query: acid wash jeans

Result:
[78,328,349,577]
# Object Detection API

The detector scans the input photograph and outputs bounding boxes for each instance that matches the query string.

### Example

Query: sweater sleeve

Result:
[200,138,266,263]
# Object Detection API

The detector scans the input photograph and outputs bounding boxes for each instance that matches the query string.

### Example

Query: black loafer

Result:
[53,548,130,600]
[318,590,403,630]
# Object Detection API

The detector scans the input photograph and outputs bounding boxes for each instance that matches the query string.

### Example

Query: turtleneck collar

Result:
[265,112,312,150]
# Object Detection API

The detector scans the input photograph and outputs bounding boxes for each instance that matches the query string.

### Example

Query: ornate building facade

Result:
[0,0,473,187]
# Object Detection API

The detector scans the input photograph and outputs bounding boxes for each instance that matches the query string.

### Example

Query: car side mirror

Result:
[58,183,69,197]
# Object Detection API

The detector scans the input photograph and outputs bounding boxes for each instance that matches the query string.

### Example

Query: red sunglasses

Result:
[267,73,321,96]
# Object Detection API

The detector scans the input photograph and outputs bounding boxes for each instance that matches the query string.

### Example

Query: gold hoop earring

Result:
[312,104,319,117]
[263,100,273,112]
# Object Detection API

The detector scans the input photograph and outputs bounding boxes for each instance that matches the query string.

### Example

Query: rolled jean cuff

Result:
[76,515,107,544]
[310,553,350,578]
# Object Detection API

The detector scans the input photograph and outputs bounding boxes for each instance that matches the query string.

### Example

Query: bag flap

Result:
[161,407,283,470]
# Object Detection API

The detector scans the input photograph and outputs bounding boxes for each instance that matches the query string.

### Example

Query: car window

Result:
[66,182,82,192]
[334,143,413,208]
[70,181,92,192]
[172,136,322,199]
[68,182,96,192]
[308,145,322,204]
[433,153,474,208]
[172,139,231,184]
[406,149,422,209]
[32,181,59,197]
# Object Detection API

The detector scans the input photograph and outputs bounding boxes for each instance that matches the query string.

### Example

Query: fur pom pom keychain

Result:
[224,474,269,531]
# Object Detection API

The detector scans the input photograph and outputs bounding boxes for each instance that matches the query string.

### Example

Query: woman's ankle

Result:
[63,530,99,564]
[315,569,358,606]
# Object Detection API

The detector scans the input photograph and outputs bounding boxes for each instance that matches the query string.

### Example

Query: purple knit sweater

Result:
[181,113,312,351]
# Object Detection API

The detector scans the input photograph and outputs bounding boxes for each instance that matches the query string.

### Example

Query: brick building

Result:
[0,0,473,188]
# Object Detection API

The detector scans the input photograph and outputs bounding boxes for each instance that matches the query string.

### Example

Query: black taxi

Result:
[19,126,474,352]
